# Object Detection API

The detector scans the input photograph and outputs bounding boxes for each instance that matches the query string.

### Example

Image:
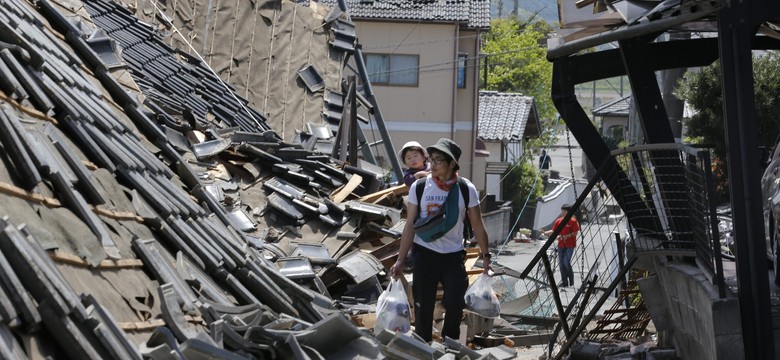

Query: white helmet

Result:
[398,141,428,160]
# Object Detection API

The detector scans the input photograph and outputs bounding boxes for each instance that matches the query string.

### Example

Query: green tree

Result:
[482,15,556,170]
[482,15,555,122]
[504,160,545,236]
[675,52,780,200]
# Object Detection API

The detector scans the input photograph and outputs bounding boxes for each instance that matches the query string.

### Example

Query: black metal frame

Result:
[549,27,780,357]
[522,144,727,359]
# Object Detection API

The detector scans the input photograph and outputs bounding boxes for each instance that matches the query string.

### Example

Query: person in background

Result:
[543,204,579,287]
[539,149,552,170]
[399,141,431,187]
[390,138,492,343]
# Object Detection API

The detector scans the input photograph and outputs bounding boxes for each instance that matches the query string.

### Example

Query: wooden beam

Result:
[331,174,363,203]
[50,250,144,269]
[357,184,407,203]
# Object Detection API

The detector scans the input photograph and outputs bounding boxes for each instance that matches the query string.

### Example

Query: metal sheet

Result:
[192,138,231,159]
[290,242,335,264]
[336,251,383,284]
[307,123,332,140]
[276,257,316,280]
[225,207,257,232]
[297,65,325,92]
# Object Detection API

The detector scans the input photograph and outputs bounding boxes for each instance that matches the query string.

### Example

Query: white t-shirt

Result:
[408,175,480,254]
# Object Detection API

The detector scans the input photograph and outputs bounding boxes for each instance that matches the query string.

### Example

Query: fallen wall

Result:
[482,207,510,247]
[638,260,743,360]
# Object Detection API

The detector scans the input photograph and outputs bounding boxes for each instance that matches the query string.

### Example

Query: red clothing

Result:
[553,217,579,248]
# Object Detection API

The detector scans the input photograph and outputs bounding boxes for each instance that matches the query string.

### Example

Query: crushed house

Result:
[0,0,514,358]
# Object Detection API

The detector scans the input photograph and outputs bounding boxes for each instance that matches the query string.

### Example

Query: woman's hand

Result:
[389,260,404,279]
[482,259,492,275]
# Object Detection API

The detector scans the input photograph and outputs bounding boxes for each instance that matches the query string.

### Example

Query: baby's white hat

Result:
[398,141,428,160]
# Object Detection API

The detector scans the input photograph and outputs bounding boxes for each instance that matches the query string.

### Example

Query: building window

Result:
[457,53,467,88]
[364,53,419,86]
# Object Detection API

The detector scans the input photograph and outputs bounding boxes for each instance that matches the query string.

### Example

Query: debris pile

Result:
[0,0,515,358]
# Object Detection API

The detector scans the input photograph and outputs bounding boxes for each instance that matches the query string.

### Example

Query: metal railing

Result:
[507,143,726,359]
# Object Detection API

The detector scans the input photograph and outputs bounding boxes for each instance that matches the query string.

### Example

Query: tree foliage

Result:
[482,15,557,232]
[675,52,780,201]
[504,160,545,233]
[675,52,780,161]
[482,15,555,122]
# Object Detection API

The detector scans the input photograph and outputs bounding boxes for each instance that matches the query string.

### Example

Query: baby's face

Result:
[404,149,426,169]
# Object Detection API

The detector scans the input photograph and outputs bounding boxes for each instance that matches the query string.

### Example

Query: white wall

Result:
[356,22,456,124]
[533,181,578,230]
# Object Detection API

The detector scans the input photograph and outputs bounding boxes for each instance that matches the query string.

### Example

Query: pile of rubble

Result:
[0,0,521,358]
[568,339,678,360]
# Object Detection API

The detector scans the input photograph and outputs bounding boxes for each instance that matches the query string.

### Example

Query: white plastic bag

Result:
[464,273,501,318]
[374,278,411,333]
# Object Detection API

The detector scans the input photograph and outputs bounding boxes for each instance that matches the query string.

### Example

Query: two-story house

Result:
[319,0,491,188]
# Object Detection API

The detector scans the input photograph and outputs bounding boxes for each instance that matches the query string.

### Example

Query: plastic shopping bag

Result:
[374,278,411,333]
[464,273,501,318]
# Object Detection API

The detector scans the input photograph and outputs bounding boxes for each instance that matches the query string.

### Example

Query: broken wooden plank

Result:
[49,250,144,269]
[91,205,144,222]
[331,174,363,203]
[357,184,406,203]
[0,91,58,124]
[118,315,203,331]
[0,181,61,207]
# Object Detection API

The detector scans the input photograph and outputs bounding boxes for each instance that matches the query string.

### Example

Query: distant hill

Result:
[490,0,559,24]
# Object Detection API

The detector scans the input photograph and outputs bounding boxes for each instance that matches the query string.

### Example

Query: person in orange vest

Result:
[544,204,579,287]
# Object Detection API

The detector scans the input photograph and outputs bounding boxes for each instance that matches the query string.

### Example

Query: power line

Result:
[364,45,542,78]
[496,117,564,257]
[362,33,482,50]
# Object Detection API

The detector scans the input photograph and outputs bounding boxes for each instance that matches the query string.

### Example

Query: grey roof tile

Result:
[478,91,537,141]
[592,95,631,116]
[318,0,490,28]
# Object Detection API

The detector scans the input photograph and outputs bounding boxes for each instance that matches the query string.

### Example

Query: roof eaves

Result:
[548,0,719,60]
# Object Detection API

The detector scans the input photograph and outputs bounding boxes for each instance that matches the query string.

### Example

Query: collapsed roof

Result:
[0,0,482,358]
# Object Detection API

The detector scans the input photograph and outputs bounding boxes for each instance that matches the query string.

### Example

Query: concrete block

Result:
[644,261,744,360]
[679,304,694,333]
[569,340,600,360]
[638,275,674,331]
[673,333,703,360]
[603,353,633,360]
[599,342,631,357]
[647,348,680,360]
[710,298,742,336]
[714,333,744,360]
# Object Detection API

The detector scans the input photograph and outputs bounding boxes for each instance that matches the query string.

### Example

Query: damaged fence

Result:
[494,143,726,359]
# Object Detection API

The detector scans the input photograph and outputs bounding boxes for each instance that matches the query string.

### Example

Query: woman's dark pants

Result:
[412,244,468,343]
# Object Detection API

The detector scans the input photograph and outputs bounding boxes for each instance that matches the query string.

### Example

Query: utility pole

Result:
[482,53,488,88]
